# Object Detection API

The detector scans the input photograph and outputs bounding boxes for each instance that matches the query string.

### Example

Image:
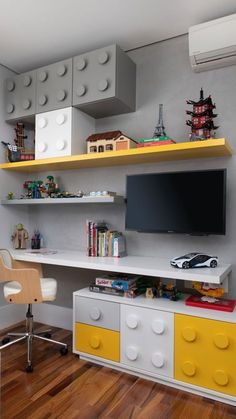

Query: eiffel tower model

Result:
[153,104,166,139]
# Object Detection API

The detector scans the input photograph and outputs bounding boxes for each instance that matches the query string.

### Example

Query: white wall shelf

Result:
[1,196,124,205]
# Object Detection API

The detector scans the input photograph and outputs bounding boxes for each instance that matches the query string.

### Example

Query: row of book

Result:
[89,273,147,298]
[86,220,126,257]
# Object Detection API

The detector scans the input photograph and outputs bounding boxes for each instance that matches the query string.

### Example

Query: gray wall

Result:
[2,35,236,307]
[0,64,30,306]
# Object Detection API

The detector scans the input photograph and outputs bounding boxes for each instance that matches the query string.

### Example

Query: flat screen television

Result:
[125,169,226,235]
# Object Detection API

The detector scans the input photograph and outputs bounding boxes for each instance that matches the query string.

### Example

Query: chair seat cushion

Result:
[3,278,57,301]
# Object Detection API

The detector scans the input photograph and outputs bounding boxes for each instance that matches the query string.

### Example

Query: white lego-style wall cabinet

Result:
[35,107,95,159]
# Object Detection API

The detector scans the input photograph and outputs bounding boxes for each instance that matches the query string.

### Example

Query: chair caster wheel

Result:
[26,365,33,373]
[60,347,68,356]
[2,337,10,345]
[44,333,51,338]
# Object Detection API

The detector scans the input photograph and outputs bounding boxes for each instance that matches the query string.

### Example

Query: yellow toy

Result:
[192,281,224,298]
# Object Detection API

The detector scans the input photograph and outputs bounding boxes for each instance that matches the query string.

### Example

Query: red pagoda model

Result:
[186,88,218,141]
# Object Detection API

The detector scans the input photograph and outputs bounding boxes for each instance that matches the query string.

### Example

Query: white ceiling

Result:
[0,0,236,73]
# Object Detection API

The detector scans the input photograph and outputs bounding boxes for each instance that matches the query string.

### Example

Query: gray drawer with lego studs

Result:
[74,296,120,331]
[5,71,36,121]
[73,44,136,118]
[36,58,72,113]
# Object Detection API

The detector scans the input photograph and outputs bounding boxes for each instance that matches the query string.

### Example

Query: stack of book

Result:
[89,274,145,298]
[86,220,126,257]
[137,136,176,147]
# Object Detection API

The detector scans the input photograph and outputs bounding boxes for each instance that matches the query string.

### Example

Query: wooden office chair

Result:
[0,249,68,372]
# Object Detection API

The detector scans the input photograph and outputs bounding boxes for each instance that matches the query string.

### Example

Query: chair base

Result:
[0,304,68,371]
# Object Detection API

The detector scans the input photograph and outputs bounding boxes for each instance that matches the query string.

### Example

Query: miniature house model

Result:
[86,130,137,153]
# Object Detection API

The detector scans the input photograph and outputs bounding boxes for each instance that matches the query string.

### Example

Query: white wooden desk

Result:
[11,249,232,285]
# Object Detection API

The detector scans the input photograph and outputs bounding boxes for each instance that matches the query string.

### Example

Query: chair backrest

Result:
[0,249,13,268]
[0,249,43,304]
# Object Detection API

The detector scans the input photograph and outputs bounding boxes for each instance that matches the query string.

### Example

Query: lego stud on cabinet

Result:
[35,107,95,159]
[73,44,136,118]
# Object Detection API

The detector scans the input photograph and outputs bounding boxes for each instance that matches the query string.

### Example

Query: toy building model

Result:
[138,104,175,147]
[1,122,35,162]
[86,130,137,153]
[186,88,218,141]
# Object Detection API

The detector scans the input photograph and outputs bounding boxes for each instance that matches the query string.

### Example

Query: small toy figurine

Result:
[12,223,29,249]
[146,288,154,298]
[186,88,218,141]
[7,192,14,200]
[31,230,43,249]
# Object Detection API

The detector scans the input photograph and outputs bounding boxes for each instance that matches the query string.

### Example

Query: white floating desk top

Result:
[11,249,231,284]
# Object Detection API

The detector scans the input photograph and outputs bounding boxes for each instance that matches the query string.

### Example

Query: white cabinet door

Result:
[121,305,174,378]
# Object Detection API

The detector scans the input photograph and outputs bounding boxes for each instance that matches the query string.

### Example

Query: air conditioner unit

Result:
[189,13,236,72]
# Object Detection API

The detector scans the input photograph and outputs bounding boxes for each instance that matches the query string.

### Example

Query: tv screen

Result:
[125,169,226,235]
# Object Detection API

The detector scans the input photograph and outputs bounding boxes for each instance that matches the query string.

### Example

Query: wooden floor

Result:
[1,322,236,419]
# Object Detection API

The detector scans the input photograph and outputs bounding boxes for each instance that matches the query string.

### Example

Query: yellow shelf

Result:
[0,139,232,173]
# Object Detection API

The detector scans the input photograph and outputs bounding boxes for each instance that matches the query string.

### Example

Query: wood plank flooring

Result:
[1,322,236,419]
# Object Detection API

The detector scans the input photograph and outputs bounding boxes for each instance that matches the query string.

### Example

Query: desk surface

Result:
[11,249,232,284]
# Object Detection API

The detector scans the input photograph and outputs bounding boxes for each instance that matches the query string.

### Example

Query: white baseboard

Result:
[0,304,25,329]
[0,304,72,331]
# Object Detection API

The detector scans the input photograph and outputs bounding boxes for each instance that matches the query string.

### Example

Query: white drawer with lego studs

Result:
[74,296,120,331]
[5,71,36,121]
[35,106,95,159]
[120,305,174,377]
[36,58,73,114]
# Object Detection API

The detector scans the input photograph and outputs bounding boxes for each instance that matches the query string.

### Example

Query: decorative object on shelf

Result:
[22,176,60,199]
[90,274,145,298]
[1,122,35,162]
[86,130,137,153]
[185,280,236,312]
[12,223,29,249]
[170,253,218,269]
[186,294,236,312]
[137,104,175,147]
[145,279,182,301]
[186,88,219,141]
[86,220,126,257]
[87,191,116,197]
[7,192,14,200]
[31,230,43,250]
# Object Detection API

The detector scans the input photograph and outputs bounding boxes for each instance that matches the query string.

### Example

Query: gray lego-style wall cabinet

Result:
[4,45,136,122]
[36,58,73,114]
[73,45,136,118]
[5,70,36,122]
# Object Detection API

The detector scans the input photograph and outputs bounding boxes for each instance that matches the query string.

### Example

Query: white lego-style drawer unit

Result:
[35,106,94,159]
[73,287,236,407]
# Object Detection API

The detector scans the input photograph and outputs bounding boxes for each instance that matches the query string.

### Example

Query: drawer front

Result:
[121,305,174,377]
[74,296,120,331]
[175,314,236,396]
[75,322,120,362]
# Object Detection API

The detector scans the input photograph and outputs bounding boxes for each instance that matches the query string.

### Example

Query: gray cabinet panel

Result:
[73,45,136,118]
[36,58,72,113]
[5,71,36,121]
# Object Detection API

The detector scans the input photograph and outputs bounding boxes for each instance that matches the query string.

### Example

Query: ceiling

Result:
[0,0,236,73]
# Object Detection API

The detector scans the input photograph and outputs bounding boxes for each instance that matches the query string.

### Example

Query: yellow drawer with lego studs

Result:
[75,322,120,362]
[174,314,236,396]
